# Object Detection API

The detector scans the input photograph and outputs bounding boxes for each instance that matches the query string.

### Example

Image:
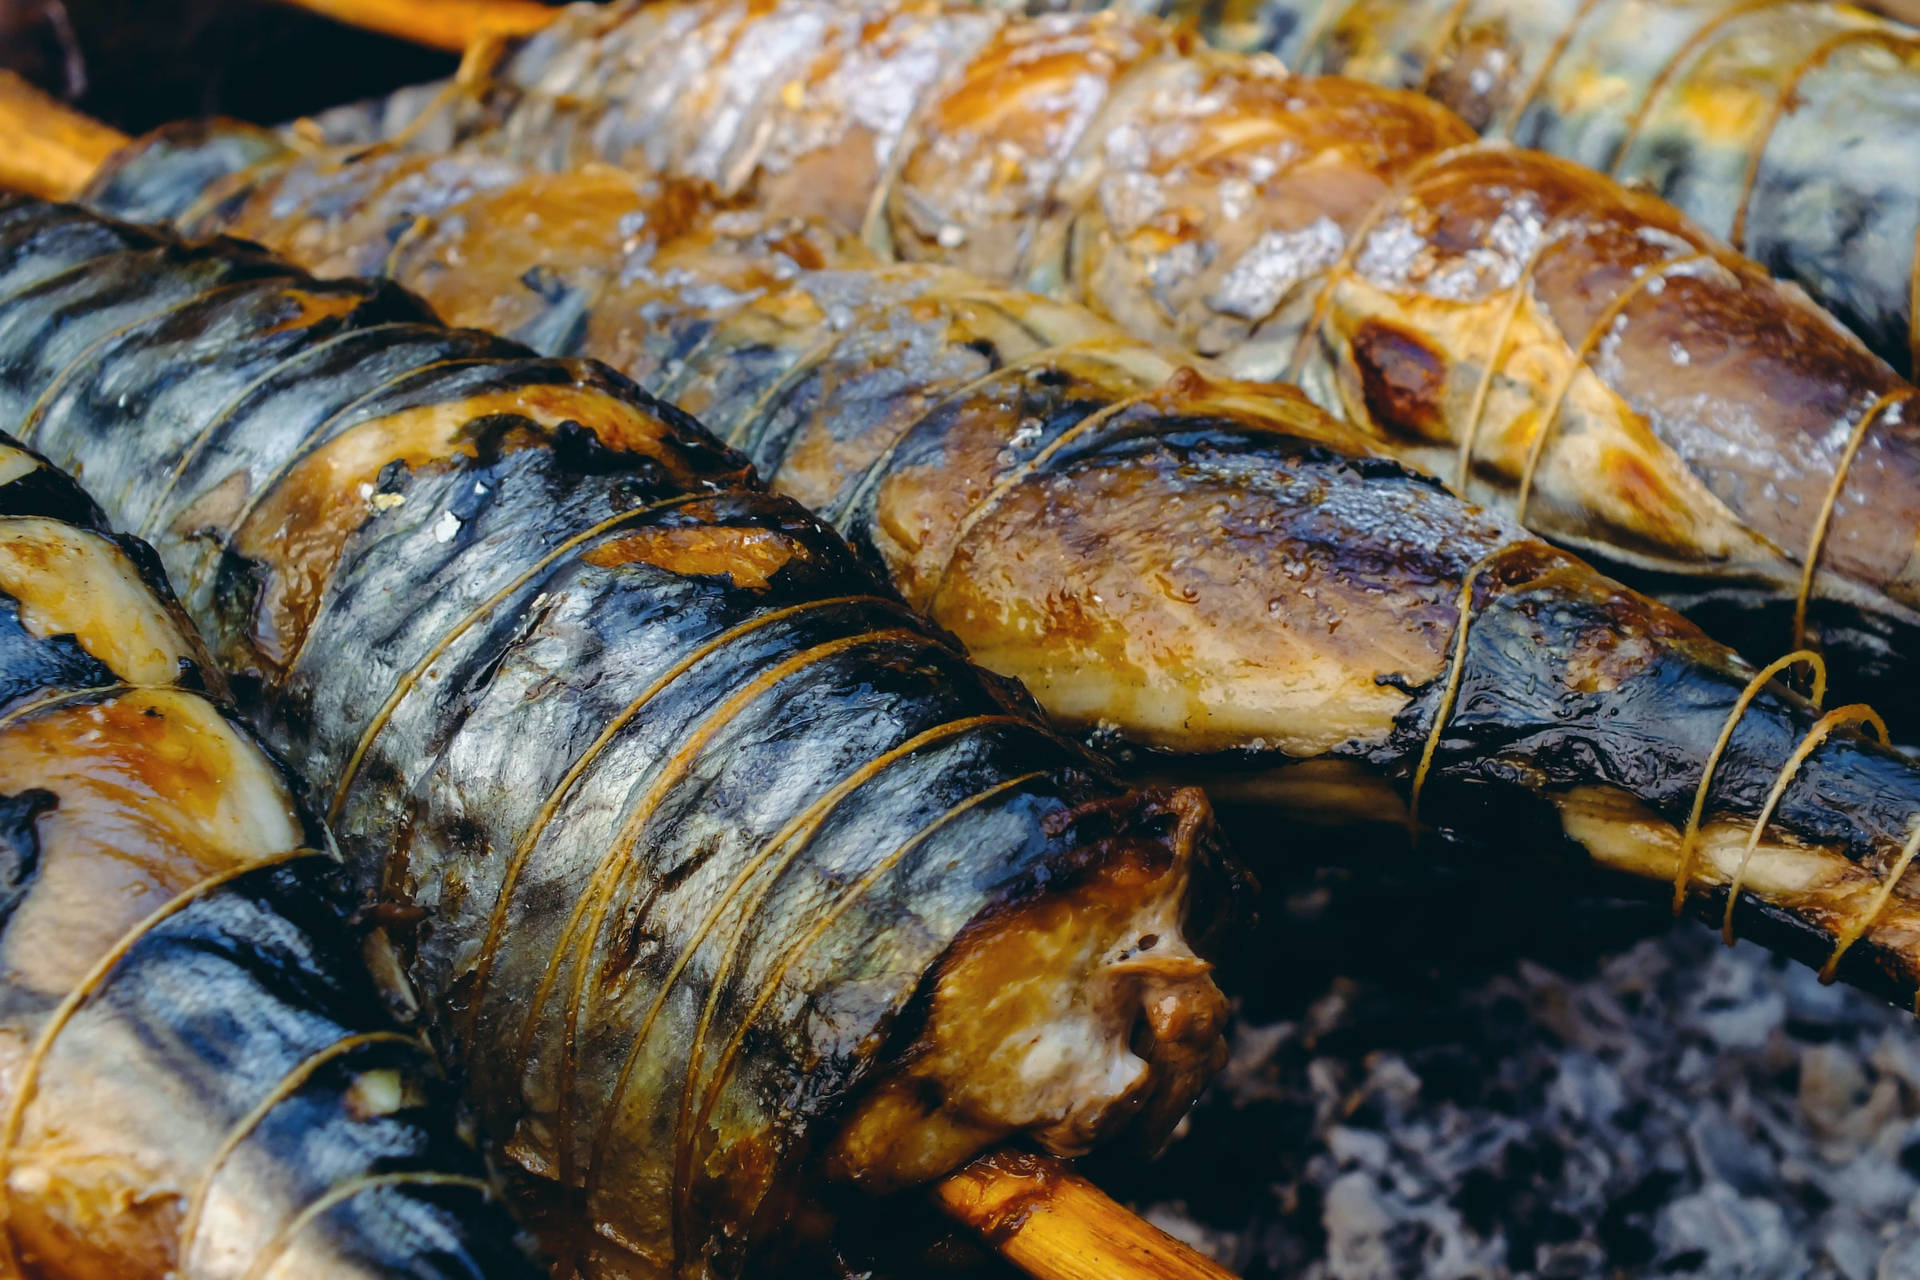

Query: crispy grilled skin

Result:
[1112,0,1920,383]
[0,428,537,1278]
[292,0,1920,725]
[75,133,1920,1021]
[0,194,1229,1279]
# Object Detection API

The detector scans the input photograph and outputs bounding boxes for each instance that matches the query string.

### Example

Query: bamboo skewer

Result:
[0,73,126,199]
[270,0,553,51]
[0,68,1243,1280]
[935,1153,1240,1280]
[274,0,1920,53]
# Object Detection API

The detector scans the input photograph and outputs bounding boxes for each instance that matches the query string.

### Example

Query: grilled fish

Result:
[64,135,1920,1027]
[0,192,1232,1279]
[294,0,1920,731]
[0,421,538,1278]
[1087,0,1920,384]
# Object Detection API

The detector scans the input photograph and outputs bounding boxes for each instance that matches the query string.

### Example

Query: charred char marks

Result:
[551,416,672,487]
[0,458,107,530]
[0,594,119,708]
[0,788,53,929]
[1399,545,1920,879]
[1347,318,1450,441]
[1404,552,1738,819]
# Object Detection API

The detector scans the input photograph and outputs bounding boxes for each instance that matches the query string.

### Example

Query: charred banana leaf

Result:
[0,193,1232,1279]
[71,135,1920,1025]
[292,0,1920,729]
[0,426,537,1277]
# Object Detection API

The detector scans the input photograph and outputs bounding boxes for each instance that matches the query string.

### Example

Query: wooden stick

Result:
[266,0,555,51]
[273,0,1920,47]
[0,72,1244,1280]
[0,73,127,200]
[936,1152,1240,1280]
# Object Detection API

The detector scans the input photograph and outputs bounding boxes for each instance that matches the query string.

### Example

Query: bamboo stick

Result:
[0,73,127,200]
[935,1152,1241,1280]
[270,0,1920,50]
[0,67,1244,1280]
[267,0,553,51]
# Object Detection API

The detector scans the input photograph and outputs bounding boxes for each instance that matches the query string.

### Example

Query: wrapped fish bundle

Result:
[0,190,1234,1278]
[30,129,1920,1027]
[283,0,1920,732]
[1100,0,1920,382]
[0,427,538,1278]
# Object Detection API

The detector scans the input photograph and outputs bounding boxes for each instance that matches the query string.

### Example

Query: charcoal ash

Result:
[1100,924,1920,1280]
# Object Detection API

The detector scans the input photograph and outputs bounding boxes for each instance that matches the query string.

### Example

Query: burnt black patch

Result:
[0,789,54,930]
[551,417,668,484]
[0,594,118,706]
[0,451,107,530]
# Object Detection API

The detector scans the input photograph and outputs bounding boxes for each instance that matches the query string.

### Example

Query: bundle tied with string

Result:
[0,84,1245,1280]
[260,0,1920,739]
[37,47,1920,1019]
